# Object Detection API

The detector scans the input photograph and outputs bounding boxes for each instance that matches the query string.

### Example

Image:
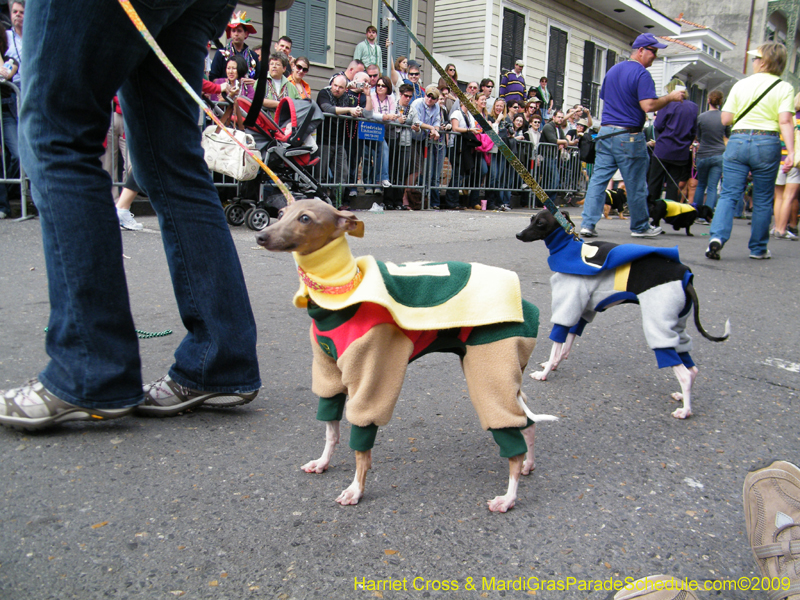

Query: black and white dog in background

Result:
[516,210,729,419]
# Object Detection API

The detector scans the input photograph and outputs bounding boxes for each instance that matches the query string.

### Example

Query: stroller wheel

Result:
[224,202,246,226]
[246,207,270,231]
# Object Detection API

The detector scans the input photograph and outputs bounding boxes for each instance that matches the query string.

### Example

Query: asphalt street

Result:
[0,207,798,600]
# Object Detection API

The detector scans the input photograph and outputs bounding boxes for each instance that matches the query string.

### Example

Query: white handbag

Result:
[201,125,260,181]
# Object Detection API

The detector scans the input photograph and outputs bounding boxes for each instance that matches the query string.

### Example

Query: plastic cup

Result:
[480,200,487,210]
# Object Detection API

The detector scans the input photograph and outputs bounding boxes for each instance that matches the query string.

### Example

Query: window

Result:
[286,0,329,64]
[705,46,720,60]
[547,26,568,112]
[500,8,526,75]
[580,40,604,114]
[379,0,412,75]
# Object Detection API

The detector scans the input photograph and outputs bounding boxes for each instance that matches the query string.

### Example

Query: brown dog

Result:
[256,199,556,512]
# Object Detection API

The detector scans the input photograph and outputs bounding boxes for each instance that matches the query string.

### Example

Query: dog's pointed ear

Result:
[336,209,365,238]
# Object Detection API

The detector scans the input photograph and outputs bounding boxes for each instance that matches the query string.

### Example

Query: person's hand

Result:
[240,77,256,87]
[430,129,440,141]
[397,114,406,124]
[647,139,656,148]
[669,89,686,103]
[352,106,363,117]
[385,39,393,47]
[0,66,10,80]
[782,152,794,173]
[411,123,420,132]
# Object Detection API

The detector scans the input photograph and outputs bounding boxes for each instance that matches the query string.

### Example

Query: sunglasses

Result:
[296,65,309,72]
[369,73,379,78]
[402,93,413,99]
[409,72,420,76]
[532,120,541,124]
[447,68,456,72]
[645,46,658,56]
[485,85,494,89]
[752,55,762,61]
[426,93,437,99]
[376,83,387,88]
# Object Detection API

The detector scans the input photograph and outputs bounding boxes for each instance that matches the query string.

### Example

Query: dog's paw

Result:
[301,459,330,474]
[670,392,684,402]
[487,495,516,513]
[671,406,692,419]
[531,370,548,381]
[521,458,536,476]
[336,484,363,506]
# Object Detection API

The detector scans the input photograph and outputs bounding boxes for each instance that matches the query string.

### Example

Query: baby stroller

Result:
[220,96,332,230]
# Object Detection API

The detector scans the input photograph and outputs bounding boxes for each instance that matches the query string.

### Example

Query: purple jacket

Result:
[653,100,698,162]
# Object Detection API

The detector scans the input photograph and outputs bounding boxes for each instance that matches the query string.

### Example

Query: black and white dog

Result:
[516,210,730,419]
[648,199,714,236]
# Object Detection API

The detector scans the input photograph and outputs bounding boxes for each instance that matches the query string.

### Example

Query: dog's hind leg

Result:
[488,454,524,512]
[521,423,536,475]
[302,421,340,473]
[670,364,698,419]
[336,450,371,505]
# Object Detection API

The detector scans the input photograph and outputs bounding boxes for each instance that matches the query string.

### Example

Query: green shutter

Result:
[286,0,328,65]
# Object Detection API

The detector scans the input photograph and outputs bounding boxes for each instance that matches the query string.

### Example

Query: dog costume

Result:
[292,236,541,457]
[650,199,700,234]
[543,227,695,369]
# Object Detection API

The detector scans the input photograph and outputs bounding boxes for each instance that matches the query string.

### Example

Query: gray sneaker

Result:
[631,226,662,238]
[0,378,132,431]
[136,375,259,417]
[749,249,772,260]
[579,227,598,238]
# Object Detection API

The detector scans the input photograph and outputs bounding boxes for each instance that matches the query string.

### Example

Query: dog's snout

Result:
[255,230,269,246]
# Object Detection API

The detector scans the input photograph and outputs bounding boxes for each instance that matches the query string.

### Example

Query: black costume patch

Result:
[626,255,691,296]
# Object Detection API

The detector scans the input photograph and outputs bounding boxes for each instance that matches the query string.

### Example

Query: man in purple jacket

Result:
[646,78,698,203]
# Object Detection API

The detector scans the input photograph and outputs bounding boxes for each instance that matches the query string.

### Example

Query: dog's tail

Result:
[686,282,731,342]
[517,391,559,423]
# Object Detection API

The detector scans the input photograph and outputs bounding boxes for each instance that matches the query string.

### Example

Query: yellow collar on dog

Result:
[293,235,361,296]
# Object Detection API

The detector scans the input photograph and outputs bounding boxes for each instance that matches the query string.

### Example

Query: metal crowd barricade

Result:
[0,80,32,220]
[313,111,585,209]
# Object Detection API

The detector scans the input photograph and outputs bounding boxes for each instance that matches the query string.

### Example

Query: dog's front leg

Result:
[532,342,562,380]
[302,421,340,473]
[336,450,371,505]
[521,424,536,475]
[670,365,698,419]
[488,454,524,512]
[559,333,577,362]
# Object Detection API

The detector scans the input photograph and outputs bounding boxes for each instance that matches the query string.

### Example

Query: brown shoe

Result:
[613,575,699,600]
[743,461,800,600]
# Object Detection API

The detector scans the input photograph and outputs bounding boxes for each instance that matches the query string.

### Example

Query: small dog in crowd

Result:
[603,188,627,219]
[516,209,730,419]
[648,199,714,236]
[256,199,557,512]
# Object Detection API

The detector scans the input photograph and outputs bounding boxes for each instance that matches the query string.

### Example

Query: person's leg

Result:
[693,156,710,208]
[580,128,620,233]
[748,136,781,256]
[646,154,665,203]
[615,133,654,233]
[708,136,751,251]
[705,155,724,210]
[0,108,11,217]
[774,178,799,236]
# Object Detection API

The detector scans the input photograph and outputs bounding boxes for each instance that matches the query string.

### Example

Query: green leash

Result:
[381,0,577,237]
[44,327,173,339]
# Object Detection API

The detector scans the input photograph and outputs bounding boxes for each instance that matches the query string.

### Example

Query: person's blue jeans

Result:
[488,153,511,206]
[0,96,19,215]
[581,126,651,233]
[693,154,723,209]
[428,142,445,207]
[19,0,261,408]
[708,133,780,256]
[377,140,389,183]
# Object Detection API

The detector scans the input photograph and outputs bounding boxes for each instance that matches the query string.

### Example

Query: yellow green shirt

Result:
[723,73,794,132]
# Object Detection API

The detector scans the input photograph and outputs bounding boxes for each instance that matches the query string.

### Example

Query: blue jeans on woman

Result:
[693,154,723,209]
[19,0,261,408]
[488,152,511,207]
[708,133,781,256]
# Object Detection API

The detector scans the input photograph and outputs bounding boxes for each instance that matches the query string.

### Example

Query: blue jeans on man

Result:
[18,0,261,408]
[708,133,780,257]
[580,126,651,233]
[693,154,723,210]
